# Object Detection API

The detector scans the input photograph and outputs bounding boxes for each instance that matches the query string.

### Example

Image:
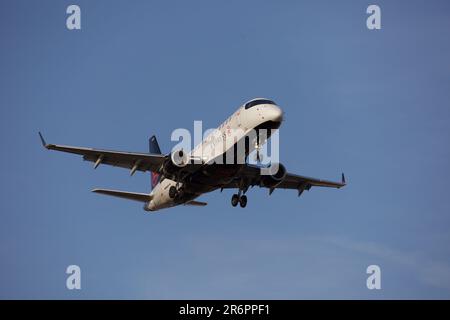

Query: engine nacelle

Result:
[260,163,287,188]
[163,149,188,177]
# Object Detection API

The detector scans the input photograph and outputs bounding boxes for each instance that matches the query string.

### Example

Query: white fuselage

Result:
[144,100,283,212]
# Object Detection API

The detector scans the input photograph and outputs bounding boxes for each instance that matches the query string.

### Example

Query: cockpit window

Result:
[244,99,276,109]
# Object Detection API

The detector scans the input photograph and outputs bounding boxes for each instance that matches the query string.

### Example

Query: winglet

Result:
[38,132,49,148]
[341,173,346,185]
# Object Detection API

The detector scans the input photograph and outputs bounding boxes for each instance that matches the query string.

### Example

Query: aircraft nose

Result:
[270,105,283,122]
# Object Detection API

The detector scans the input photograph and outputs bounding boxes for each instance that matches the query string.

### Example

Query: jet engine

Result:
[162,149,189,178]
[260,163,287,188]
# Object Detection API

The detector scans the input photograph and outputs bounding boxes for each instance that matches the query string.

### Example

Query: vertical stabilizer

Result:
[149,135,162,189]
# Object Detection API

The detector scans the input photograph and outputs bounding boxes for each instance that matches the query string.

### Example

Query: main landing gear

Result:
[231,182,248,208]
[231,193,247,208]
[169,186,177,199]
[169,184,184,199]
[169,176,185,199]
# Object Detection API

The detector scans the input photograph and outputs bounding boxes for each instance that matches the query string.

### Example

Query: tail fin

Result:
[149,135,162,154]
[149,135,162,189]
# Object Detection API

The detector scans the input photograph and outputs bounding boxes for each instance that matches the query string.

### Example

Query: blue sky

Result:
[1,0,450,299]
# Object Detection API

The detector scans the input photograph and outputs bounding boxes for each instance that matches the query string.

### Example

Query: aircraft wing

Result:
[39,132,166,174]
[220,164,346,195]
[276,172,346,189]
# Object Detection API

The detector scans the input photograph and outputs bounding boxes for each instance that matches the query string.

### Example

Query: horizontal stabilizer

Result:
[184,200,207,206]
[92,188,151,202]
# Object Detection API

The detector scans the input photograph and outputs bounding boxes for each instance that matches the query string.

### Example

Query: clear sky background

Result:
[1,0,450,299]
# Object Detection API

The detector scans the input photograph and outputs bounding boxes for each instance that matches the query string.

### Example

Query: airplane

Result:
[39,98,346,212]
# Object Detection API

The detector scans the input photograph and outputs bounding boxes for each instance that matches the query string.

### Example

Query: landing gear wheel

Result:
[231,194,239,207]
[239,195,247,208]
[169,186,177,199]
